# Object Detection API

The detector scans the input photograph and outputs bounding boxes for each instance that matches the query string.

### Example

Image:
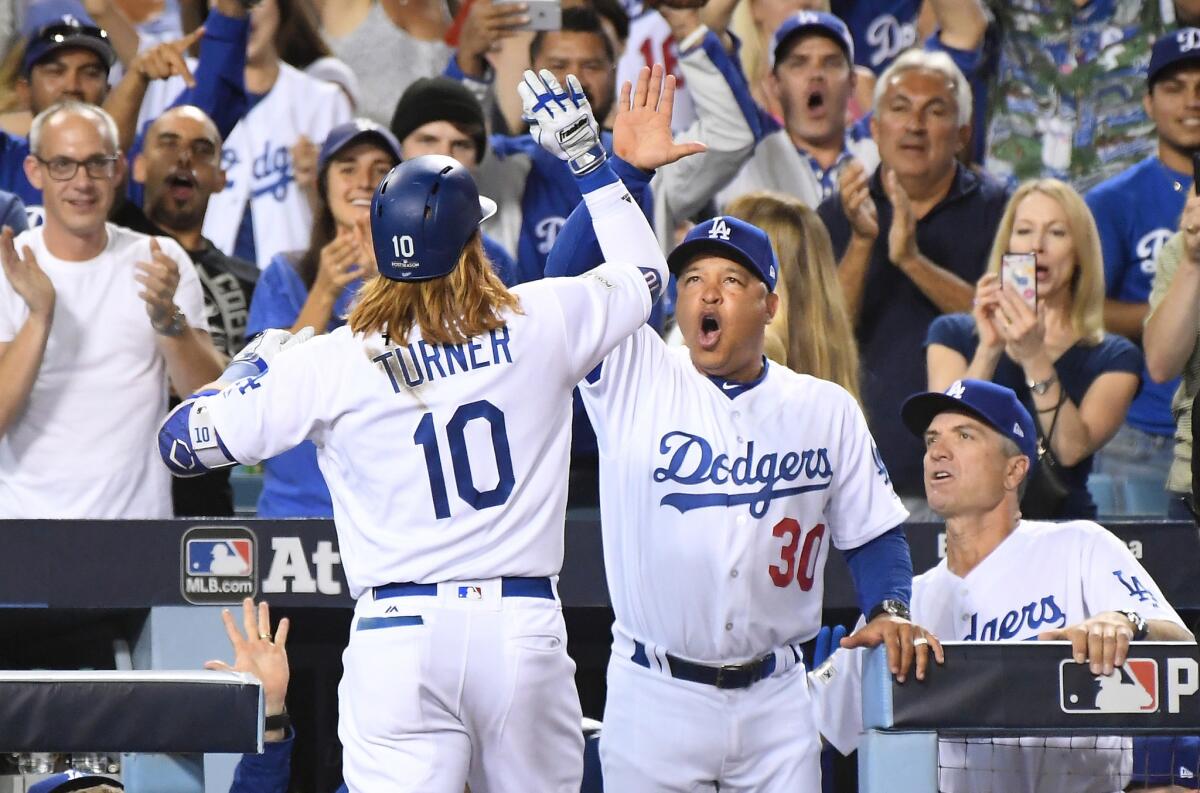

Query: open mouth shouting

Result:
[166,169,197,203]
[805,88,827,118]
[698,313,721,351]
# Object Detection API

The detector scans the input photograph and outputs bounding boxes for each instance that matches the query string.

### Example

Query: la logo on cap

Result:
[1013,422,1024,437]
[708,218,732,241]
[947,380,966,399]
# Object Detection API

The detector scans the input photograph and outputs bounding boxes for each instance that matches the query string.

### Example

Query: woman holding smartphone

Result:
[924,178,1140,519]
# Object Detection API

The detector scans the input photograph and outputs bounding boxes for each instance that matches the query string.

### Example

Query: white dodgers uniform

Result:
[201,178,662,793]
[816,519,1188,793]
[578,291,908,787]
[916,520,1186,793]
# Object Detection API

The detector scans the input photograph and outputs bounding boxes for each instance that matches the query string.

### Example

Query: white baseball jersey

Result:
[616,10,696,133]
[580,340,908,663]
[203,180,660,598]
[202,63,351,269]
[817,520,1187,793]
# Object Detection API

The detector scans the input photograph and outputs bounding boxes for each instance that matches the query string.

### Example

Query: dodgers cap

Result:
[667,216,778,291]
[1149,28,1200,88]
[901,378,1038,462]
[770,11,854,70]
[28,771,124,793]
[23,4,115,75]
[318,119,402,172]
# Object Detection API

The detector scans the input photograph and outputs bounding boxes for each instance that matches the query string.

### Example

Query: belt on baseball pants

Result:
[631,640,784,690]
[373,576,554,600]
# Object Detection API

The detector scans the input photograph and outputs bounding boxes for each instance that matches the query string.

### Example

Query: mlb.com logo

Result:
[180,526,258,605]
[1060,659,1158,714]
[188,539,252,576]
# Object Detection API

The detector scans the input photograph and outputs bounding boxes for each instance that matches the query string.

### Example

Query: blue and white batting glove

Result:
[519,68,606,177]
[221,326,315,382]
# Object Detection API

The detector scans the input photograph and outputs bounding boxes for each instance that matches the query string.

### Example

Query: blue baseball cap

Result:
[770,11,854,70]
[901,379,1038,462]
[28,772,123,793]
[667,216,778,291]
[318,119,402,172]
[1149,29,1200,87]
[22,4,115,75]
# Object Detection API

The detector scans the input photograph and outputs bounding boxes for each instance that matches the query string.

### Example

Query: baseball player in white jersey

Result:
[556,123,944,790]
[811,379,1195,792]
[156,65,702,792]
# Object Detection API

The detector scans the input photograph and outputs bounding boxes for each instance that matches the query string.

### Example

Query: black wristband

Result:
[265,712,290,733]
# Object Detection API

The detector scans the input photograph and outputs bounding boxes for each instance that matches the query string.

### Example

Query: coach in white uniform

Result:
[567,154,943,789]
[808,379,1197,792]
[0,101,218,518]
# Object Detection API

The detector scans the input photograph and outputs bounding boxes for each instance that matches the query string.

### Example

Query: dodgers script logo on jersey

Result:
[653,431,833,517]
[1060,659,1159,714]
[222,141,294,202]
[1136,228,1172,276]
[963,594,1067,640]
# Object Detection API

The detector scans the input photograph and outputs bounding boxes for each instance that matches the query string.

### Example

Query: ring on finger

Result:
[259,632,272,642]
[913,636,930,648]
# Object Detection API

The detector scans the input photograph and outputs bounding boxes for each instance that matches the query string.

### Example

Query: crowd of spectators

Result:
[0,0,1198,525]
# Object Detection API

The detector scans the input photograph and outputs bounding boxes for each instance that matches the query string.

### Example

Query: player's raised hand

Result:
[612,65,706,172]
[1039,613,1136,677]
[0,226,54,319]
[130,27,204,87]
[205,598,290,723]
[841,615,944,683]
[519,69,607,176]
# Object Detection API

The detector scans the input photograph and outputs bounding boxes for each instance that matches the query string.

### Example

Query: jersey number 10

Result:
[414,400,516,519]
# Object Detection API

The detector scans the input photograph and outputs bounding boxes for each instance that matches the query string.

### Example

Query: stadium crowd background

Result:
[3,0,1200,790]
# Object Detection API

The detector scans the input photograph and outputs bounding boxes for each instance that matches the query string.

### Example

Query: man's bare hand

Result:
[841,615,944,683]
[131,27,204,86]
[0,226,54,319]
[1039,612,1137,677]
[205,598,291,718]
[612,65,706,171]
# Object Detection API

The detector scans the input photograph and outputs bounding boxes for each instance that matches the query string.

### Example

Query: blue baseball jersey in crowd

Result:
[830,0,921,74]
[1085,157,1186,437]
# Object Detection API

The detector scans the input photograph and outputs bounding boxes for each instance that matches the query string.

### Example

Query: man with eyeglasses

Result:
[0,101,222,518]
[1,2,252,226]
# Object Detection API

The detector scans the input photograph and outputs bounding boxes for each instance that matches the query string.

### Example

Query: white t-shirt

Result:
[0,224,207,518]
[205,262,653,599]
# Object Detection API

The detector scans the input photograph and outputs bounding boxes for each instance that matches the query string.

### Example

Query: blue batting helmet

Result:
[371,155,497,282]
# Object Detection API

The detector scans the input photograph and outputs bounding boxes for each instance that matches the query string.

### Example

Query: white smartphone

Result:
[495,0,562,31]
[1001,252,1037,311]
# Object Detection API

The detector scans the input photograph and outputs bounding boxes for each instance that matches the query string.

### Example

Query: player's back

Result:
[207,264,652,598]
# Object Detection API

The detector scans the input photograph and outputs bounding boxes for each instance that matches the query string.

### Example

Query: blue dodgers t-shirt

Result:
[831,0,921,74]
[1086,156,1185,437]
[0,130,37,219]
[245,252,365,518]
[926,313,1143,518]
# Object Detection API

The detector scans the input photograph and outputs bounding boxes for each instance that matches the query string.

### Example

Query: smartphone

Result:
[495,0,562,31]
[1001,252,1037,311]
[1193,151,1200,195]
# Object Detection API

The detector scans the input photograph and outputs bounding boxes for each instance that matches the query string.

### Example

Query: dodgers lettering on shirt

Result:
[373,327,515,392]
[652,431,833,517]
[831,0,920,72]
[964,595,1067,641]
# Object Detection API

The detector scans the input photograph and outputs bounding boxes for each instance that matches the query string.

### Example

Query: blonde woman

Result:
[926,178,1141,518]
[725,190,861,403]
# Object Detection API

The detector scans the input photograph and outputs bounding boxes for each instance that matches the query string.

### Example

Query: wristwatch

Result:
[868,599,911,622]
[1026,372,1058,396]
[1117,609,1149,641]
[154,307,188,338]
